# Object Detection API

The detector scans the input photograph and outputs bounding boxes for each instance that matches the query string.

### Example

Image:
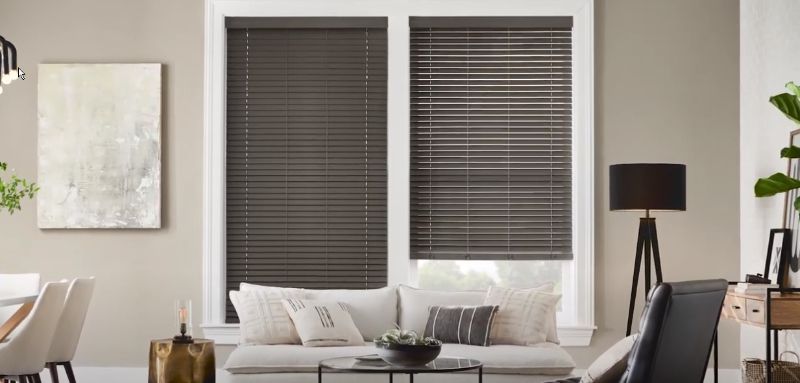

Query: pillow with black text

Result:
[281,299,365,347]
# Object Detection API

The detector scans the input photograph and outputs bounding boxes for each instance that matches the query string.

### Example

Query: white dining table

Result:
[0,294,37,342]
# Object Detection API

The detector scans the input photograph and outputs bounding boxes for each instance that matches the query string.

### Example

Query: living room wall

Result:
[740,0,800,361]
[0,0,739,371]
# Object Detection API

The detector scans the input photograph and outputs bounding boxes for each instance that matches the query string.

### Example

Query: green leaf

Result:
[787,81,800,98]
[794,196,800,212]
[781,146,800,158]
[755,172,800,197]
[770,93,800,125]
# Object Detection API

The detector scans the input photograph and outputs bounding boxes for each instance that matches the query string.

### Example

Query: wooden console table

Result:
[721,287,800,382]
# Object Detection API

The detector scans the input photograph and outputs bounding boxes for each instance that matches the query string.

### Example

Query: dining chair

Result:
[0,281,69,383]
[0,274,40,324]
[46,278,95,383]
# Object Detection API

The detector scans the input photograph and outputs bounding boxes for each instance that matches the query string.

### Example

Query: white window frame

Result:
[202,0,595,346]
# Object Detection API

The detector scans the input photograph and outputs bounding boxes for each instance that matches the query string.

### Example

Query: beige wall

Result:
[570,0,741,369]
[0,0,739,369]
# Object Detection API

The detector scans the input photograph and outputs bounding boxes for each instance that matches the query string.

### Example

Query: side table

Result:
[149,338,215,383]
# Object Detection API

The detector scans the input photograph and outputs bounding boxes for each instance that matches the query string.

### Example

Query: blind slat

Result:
[410,17,573,261]
[225,20,388,323]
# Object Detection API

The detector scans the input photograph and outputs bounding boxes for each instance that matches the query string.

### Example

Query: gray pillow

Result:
[581,334,638,383]
[423,305,499,346]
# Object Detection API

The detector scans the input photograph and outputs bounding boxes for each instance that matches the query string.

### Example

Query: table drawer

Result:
[746,298,766,324]
[723,294,747,321]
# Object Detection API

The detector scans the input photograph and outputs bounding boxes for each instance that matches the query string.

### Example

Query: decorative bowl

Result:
[375,342,442,367]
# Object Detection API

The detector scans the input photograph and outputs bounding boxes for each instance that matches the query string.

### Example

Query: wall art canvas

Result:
[37,63,161,228]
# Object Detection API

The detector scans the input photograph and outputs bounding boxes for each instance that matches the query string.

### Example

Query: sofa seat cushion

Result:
[224,342,575,376]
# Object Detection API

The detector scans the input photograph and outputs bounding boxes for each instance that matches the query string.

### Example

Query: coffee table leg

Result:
[409,373,414,383]
[317,365,322,383]
[479,366,483,383]
[389,373,393,383]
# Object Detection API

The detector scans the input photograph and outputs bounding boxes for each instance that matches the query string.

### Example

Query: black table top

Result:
[319,356,482,374]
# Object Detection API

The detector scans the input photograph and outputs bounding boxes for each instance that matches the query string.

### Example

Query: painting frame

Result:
[37,63,162,229]
[782,129,800,286]
[765,228,790,287]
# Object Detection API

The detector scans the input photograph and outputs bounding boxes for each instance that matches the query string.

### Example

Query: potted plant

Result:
[0,162,38,214]
[373,326,442,367]
[754,82,800,210]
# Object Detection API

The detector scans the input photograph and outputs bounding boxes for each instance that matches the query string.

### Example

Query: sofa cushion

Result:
[397,285,485,335]
[484,285,561,346]
[282,299,365,347]
[306,286,397,341]
[230,286,305,345]
[423,305,499,346]
[224,342,575,376]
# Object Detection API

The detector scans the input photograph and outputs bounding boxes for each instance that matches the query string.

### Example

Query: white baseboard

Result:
[38,366,742,383]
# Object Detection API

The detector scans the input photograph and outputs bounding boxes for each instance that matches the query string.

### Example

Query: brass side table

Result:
[149,339,215,383]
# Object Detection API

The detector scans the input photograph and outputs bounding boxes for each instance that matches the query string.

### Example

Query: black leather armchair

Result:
[547,279,727,383]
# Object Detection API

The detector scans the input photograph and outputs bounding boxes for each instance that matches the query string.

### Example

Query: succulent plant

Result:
[374,325,442,346]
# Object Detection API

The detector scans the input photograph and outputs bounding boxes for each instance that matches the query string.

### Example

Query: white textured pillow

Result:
[306,287,397,340]
[397,285,486,335]
[581,334,638,383]
[483,285,561,345]
[282,299,366,347]
[229,285,306,345]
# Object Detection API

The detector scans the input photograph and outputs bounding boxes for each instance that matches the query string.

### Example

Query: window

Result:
[224,17,389,323]
[409,16,578,321]
[204,0,593,346]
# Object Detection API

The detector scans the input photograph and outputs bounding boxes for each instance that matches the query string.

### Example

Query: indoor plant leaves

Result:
[769,81,800,125]
[755,172,800,197]
[755,81,800,212]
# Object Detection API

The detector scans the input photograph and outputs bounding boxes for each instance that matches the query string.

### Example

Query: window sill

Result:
[201,324,595,347]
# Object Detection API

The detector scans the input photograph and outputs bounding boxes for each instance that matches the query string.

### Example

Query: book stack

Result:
[735,283,779,295]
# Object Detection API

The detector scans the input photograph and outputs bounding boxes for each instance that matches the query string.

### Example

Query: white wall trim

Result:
[203,0,595,342]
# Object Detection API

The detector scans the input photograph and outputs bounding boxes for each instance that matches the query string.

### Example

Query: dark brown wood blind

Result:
[409,17,574,261]
[225,17,388,323]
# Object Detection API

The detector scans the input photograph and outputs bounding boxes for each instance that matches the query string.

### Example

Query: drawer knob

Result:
[752,309,760,313]
[732,305,742,310]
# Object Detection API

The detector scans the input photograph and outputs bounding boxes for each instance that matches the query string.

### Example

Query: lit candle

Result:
[179,307,187,324]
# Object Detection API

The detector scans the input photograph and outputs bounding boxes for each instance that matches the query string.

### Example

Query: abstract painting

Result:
[38,64,161,228]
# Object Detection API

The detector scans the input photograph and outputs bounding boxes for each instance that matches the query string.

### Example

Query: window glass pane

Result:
[417,260,564,294]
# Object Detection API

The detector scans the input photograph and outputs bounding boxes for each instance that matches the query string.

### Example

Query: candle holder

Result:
[173,299,194,344]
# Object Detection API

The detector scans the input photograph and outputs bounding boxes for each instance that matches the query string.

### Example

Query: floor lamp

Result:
[610,163,686,336]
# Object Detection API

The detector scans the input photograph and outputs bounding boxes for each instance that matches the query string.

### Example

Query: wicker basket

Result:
[742,352,800,383]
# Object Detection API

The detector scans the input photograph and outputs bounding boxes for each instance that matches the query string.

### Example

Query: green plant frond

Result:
[0,163,38,215]
[755,172,800,197]
[770,93,800,125]
[781,146,800,158]
[787,81,800,98]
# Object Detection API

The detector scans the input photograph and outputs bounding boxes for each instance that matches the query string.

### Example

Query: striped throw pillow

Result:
[281,299,365,347]
[423,305,499,346]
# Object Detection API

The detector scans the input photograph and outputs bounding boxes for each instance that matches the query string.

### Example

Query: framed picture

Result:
[765,229,791,287]
[784,129,800,287]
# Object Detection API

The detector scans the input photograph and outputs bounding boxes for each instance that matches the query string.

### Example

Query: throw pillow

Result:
[396,285,490,335]
[423,305,499,346]
[581,334,638,383]
[306,286,397,341]
[483,285,561,345]
[281,298,365,347]
[229,285,306,345]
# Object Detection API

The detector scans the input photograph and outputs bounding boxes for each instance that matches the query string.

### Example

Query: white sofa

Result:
[223,285,576,383]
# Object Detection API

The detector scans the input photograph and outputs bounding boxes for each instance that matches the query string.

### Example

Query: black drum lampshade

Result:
[609,163,686,212]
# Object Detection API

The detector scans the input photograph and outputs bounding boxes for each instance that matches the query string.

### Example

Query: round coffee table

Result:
[318,356,483,383]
